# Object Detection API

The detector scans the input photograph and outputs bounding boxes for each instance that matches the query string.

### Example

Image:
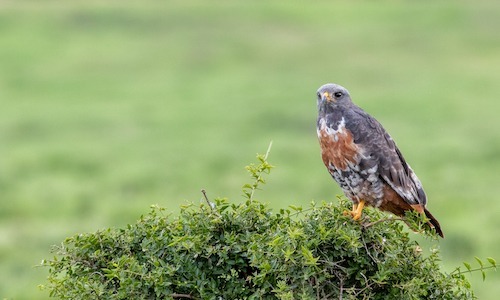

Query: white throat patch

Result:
[317,117,346,142]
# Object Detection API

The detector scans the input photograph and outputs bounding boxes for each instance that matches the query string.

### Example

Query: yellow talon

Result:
[343,203,358,216]
[344,200,365,220]
[352,200,365,220]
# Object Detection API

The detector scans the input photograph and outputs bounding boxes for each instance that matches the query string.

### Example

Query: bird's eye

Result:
[316,92,321,99]
[334,92,343,98]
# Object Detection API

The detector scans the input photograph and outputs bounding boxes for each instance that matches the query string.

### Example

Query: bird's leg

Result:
[351,200,365,220]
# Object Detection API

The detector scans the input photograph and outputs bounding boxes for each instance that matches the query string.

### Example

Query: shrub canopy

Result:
[45,198,477,299]
[43,154,474,299]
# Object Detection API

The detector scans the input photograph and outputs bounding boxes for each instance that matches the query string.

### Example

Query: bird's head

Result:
[316,83,352,112]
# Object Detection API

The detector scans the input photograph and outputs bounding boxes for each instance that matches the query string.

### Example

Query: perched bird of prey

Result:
[316,83,443,237]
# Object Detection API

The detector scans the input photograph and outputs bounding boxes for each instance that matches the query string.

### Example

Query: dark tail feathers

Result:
[424,208,444,238]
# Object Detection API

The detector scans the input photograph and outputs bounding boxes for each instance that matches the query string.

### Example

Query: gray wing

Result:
[346,108,427,206]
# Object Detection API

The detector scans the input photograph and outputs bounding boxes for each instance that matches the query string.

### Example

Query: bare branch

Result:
[171,293,196,299]
[201,189,213,211]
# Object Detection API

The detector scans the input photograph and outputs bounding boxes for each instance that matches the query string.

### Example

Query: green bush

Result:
[42,153,475,299]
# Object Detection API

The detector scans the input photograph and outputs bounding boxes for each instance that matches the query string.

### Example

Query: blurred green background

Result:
[1,0,499,299]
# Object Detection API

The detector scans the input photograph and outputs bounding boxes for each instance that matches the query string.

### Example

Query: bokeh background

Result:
[1,1,499,299]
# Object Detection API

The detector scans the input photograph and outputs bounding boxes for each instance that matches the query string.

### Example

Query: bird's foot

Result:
[343,200,365,221]
[343,210,363,220]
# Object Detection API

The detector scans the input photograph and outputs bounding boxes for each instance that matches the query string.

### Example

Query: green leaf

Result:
[463,262,471,272]
[288,205,302,212]
[475,256,484,268]
[269,236,284,247]
[287,227,304,239]
[283,248,295,262]
[487,257,497,268]
[301,246,318,266]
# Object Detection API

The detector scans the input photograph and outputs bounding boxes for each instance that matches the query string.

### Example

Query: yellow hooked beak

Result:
[322,91,332,102]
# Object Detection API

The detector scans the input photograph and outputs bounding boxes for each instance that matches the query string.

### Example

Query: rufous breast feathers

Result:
[317,117,360,171]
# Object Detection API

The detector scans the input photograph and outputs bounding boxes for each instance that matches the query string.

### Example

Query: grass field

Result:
[1,1,499,299]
